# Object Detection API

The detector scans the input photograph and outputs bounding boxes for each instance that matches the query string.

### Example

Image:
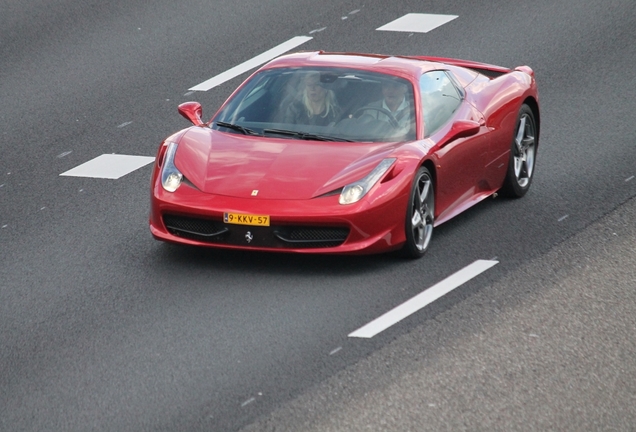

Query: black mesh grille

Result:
[162,214,349,249]
[277,227,350,243]
[163,214,228,241]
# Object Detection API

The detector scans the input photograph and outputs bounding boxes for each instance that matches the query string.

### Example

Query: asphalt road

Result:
[243,195,636,432]
[1,0,635,430]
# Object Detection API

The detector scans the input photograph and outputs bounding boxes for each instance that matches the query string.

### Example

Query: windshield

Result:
[212,67,416,142]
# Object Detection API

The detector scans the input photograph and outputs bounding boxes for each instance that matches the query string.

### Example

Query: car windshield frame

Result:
[211,67,416,143]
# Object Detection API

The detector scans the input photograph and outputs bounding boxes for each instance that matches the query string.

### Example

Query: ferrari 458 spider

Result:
[149,51,539,258]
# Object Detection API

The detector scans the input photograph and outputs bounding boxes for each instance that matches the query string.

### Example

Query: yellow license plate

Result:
[223,212,270,226]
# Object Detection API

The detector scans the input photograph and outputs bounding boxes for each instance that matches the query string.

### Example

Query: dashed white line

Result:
[349,260,498,339]
[309,27,327,34]
[329,347,342,355]
[626,176,634,182]
[60,154,155,179]
[117,121,133,128]
[377,13,458,33]
[558,215,569,222]
[189,36,313,92]
[57,151,72,158]
[241,397,255,407]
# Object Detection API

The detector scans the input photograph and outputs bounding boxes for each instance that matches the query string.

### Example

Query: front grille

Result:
[162,214,349,249]
[163,214,228,241]
[274,227,350,247]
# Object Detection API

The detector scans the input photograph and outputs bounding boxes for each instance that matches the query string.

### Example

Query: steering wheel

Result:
[352,106,399,128]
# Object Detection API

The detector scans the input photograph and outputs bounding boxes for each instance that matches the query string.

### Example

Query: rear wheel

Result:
[402,167,434,258]
[500,104,537,197]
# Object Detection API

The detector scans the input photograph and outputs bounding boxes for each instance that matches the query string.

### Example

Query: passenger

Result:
[284,72,340,126]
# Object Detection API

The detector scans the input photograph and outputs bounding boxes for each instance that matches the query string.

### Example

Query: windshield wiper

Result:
[263,128,354,142]
[216,121,261,136]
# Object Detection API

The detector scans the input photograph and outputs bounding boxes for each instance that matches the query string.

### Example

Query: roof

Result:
[260,51,441,81]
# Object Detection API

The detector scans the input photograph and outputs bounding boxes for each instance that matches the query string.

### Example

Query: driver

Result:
[363,78,412,129]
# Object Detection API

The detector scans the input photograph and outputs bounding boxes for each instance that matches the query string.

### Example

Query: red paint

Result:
[149,52,539,254]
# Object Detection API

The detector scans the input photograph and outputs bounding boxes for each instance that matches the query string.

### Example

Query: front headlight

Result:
[161,142,183,192]
[339,158,396,205]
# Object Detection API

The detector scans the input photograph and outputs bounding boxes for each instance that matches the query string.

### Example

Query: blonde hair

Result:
[302,73,338,118]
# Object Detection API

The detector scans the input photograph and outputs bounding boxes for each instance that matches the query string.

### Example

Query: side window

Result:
[420,71,462,136]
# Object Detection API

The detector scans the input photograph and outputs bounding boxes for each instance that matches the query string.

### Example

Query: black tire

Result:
[499,104,537,198]
[401,167,435,258]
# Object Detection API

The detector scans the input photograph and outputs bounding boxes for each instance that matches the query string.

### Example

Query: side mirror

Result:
[441,120,481,146]
[178,102,204,126]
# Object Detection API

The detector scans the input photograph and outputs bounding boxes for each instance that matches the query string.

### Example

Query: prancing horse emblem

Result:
[245,231,253,243]
[251,190,259,196]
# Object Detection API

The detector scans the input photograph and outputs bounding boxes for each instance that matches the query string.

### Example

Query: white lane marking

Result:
[377,13,458,33]
[626,176,634,182]
[309,27,327,34]
[60,154,155,179]
[329,346,342,355]
[241,397,255,407]
[349,260,498,339]
[57,151,72,158]
[117,121,133,128]
[558,215,569,222]
[189,36,313,92]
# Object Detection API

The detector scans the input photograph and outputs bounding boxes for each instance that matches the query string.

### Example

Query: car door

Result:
[420,71,491,224]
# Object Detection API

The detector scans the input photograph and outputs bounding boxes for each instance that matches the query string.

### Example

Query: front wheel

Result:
[500,104,537,197]
[401,167,435,258]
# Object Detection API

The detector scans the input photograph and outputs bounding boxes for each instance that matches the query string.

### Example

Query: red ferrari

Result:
[149,51,539,258]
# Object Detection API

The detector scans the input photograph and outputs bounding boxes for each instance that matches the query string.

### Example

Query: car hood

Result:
[173,127,398,200]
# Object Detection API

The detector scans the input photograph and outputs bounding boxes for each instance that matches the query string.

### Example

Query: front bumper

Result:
[149,180,410,255]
